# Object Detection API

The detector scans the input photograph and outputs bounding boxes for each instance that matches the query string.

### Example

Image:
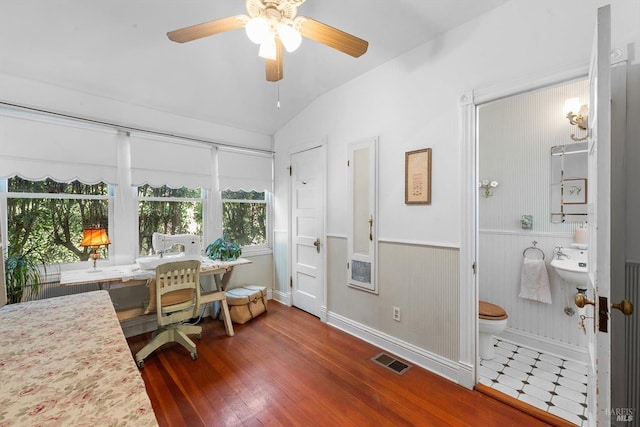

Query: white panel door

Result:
[290,146,325,317]
[585,5,614,425]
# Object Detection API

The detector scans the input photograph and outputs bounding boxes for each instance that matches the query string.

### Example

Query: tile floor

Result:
[478,338,589,426]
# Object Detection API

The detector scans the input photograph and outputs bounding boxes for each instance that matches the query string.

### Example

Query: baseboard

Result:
[501,327,589,364]
[327,310,461,384]
[270,289,291,306]
[319,305,328,322]
[457,362,475,390]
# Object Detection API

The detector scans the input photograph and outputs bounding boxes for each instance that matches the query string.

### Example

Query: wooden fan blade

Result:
[265,39,284,82]
[297,17,368,58]
[167,15,246,43]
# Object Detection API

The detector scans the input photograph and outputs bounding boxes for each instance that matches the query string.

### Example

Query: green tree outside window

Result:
[221,190,267,247]
[7,177,108,263]
[138,185,202,255]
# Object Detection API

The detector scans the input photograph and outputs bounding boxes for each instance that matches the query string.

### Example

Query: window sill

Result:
[240,246,273,257]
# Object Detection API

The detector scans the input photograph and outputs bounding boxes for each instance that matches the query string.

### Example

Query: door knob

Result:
[313,238,321,254]
[575,293,595,308]
[612,299,634,316]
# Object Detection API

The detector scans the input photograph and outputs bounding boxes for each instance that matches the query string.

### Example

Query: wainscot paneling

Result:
[479,230,587,352]
[272,230,290,304]
[478,78,589,234]
[326,236,460,366]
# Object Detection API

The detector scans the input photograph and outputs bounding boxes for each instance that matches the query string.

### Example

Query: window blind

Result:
[218,148,273,192]
[0,108,118,184]
[129,132,214,189]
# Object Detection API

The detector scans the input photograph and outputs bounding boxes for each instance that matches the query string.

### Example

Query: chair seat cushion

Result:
[144,279,194,315]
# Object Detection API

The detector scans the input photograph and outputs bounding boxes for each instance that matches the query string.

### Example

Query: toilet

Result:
[478,301,508,360]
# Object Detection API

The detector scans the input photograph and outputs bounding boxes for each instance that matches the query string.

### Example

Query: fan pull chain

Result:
[277,83,281,109]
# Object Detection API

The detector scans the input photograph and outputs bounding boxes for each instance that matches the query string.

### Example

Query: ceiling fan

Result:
[167,0,369,82]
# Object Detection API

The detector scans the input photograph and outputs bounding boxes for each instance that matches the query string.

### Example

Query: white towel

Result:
[519,258,552,304]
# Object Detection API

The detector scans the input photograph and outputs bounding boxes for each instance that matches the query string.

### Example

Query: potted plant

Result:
[4,249,45,304]
[205,238,242,261]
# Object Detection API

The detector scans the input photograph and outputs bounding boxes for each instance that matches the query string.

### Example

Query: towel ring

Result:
[523,241,545,260]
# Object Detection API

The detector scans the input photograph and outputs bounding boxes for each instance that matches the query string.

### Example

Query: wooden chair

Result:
[135,260,202,368]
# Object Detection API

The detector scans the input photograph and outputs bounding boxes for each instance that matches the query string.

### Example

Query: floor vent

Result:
[372,353,411,375]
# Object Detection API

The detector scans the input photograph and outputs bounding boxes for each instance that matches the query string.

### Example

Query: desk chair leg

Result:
[219,299,235,337]
[136,329,172,368]
[174,329,198,360]
[181,324,202,339]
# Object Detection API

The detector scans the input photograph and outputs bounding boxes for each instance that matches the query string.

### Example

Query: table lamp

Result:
[80,228,111,272]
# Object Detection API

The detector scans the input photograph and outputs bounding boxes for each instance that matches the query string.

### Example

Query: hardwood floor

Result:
[127,301,551,426]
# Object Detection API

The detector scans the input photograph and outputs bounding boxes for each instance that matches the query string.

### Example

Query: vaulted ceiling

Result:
[0,0,509,135]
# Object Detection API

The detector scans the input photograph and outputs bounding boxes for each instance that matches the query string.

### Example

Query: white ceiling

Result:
[0,0,509,136]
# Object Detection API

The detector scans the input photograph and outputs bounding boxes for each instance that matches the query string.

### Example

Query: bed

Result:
[0,290,158,426]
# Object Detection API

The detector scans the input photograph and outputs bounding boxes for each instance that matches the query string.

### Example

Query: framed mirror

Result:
[347,138,378,293]
[550,141,588,223]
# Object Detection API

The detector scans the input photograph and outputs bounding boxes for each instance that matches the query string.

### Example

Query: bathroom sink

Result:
[135,253,201,270]
[550,248,589,289]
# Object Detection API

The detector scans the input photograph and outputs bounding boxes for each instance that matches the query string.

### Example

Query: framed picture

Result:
[405,148,432,204]
[562,178,587,204]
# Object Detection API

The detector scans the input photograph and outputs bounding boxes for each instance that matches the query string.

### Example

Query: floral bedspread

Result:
[0,291,158,426]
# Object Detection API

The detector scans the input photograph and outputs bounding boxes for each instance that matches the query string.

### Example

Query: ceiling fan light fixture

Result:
[167,0,369,82]
[278,22,302,52]
[259,36,277,60]
[245,16,269,44]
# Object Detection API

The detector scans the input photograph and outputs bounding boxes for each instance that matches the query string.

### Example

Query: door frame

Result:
[608,56,628,420]
[288,138,328,321]
[461,47,628,422]
[459,65,589,389]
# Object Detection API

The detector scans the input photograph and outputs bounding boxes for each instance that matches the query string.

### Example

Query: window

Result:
[5,177,110,264]
[221,190,268,248]
[138,185,203,255]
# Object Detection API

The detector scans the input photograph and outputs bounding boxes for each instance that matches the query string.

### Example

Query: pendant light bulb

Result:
[278,23,301,53]
[245,17,269,44]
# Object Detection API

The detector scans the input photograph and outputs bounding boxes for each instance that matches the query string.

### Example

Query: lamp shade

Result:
[563,97,582,116]
[259,36,277,60]
[245,17,269,44]
[80,228,111,247]
[278,23,301,53]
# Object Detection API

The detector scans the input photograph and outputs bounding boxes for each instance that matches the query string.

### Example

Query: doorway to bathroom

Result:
[467,25,633,426]
[475,78,591,425]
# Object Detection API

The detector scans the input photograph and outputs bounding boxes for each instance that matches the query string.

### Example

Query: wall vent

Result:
[371,353,411,375]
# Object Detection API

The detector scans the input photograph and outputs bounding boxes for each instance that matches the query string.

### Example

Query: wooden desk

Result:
[59,257,252,291]
[59,257,252,336]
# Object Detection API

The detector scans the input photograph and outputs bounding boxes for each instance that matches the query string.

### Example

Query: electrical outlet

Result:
[392,306,401,322]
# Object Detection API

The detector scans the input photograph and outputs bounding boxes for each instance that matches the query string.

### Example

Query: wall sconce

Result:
[563,98,589,142]
[479,179,499,198]
[80,228,111,272]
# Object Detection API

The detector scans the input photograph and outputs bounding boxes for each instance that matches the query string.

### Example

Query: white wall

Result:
[274,0,640,377]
